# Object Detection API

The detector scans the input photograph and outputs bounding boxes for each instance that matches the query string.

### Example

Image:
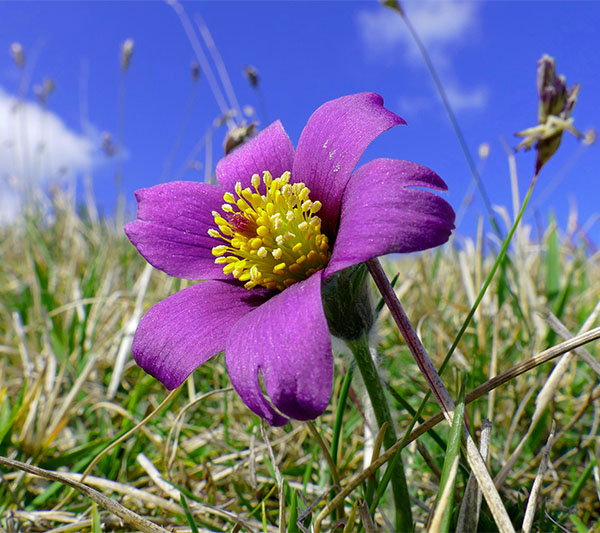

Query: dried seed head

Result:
[536,54,579,125]
[214,109,236,128]
[478,142,490,160]
[515,54,584,175]
[583,128,596,146]
[190,60,201,81]
[120,38,134,71]
[34,77,56,105]
[10,42,24,67]
[380,0,404,15]
[223,122,257,155]
[244,65,259,88]
[101,132,118,157]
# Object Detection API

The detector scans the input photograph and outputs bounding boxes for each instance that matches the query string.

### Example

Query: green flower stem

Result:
[346,335,413,533]
[364,170,540,516]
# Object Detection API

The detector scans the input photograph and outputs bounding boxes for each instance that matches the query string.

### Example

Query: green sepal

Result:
[321,263,374,340]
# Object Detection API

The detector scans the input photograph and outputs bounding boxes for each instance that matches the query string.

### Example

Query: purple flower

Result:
[125,93,455,426]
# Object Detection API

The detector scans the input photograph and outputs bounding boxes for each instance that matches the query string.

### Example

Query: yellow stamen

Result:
[208,171,331,291]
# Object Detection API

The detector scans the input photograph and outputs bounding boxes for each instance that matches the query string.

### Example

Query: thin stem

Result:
[313,326,600,530]
[366,260,454,414]
[438,173,539,378]
[398,10,501,237]
[367,258,516,532]
[346,335,413,533]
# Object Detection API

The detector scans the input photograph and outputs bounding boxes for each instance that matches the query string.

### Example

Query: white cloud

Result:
[0,87,95,221]
[357,1,479,64]
[398,83,488,118]
[356,1,486,112]
[444,83,488,112]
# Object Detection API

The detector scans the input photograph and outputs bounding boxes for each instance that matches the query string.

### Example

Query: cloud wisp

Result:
[356,1,487,113]
[0,87,95,221]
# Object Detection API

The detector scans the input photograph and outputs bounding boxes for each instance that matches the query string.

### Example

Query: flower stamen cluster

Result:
[209,171,330,291]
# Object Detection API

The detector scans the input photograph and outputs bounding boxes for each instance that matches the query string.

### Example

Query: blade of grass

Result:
[331,364,354,466]
[180,493,200,533]
[522,421,556,533]
[288,488,299,533]
[430,392,465,533]
[0,455,169,533]
[456,419,492,532]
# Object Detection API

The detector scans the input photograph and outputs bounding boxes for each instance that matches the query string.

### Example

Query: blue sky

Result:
[1,1,598,245]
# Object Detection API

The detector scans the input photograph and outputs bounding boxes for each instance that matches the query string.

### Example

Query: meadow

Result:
[1,3,600,532]
[1,165,599,531]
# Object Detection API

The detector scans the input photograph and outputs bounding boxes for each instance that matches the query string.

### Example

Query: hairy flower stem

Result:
[366,259,453,413]
[366,258,515,532]
[346,335,413,532]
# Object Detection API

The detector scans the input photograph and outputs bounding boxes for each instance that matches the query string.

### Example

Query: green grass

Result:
[0,184,599,532]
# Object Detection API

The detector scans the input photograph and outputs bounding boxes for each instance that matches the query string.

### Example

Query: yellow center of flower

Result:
[209,171,331,291]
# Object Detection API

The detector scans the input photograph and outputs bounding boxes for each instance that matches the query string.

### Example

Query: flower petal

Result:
[216,120,295,192]
[293,93,405,234]
[325,159,455,276]
[225,273,332,426]
[132,281,270,390]
[125,181,227,280]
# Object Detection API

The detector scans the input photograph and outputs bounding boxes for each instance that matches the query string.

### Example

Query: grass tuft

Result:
[1,185,599,531]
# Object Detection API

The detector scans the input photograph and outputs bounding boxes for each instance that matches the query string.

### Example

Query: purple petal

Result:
[293,93,405,234]
[225,273,332,426]
[326,159,455,276]
[125,181,228,280]
[216,120,295,192]
[132,281,270,390]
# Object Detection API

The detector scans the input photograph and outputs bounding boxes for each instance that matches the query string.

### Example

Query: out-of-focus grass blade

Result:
[288,487,299,533]
[30,449,108,508]
[456,420,492,532]
[521,421,556,533]
[545,216,560,302]
[0,384,26,450]
[331,365,354,467]
[385,380,447,452]
[179,493,199,533]
[566,457,596,507]
[247,485,277,519]
[430,393,465,533]
[342,500,358,533]
[91,501,102,533]
[261,501,268,533]
[569,514,589,533]
[375,271,400,314]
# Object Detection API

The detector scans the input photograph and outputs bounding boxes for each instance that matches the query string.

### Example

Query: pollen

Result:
[208,171,331,291]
